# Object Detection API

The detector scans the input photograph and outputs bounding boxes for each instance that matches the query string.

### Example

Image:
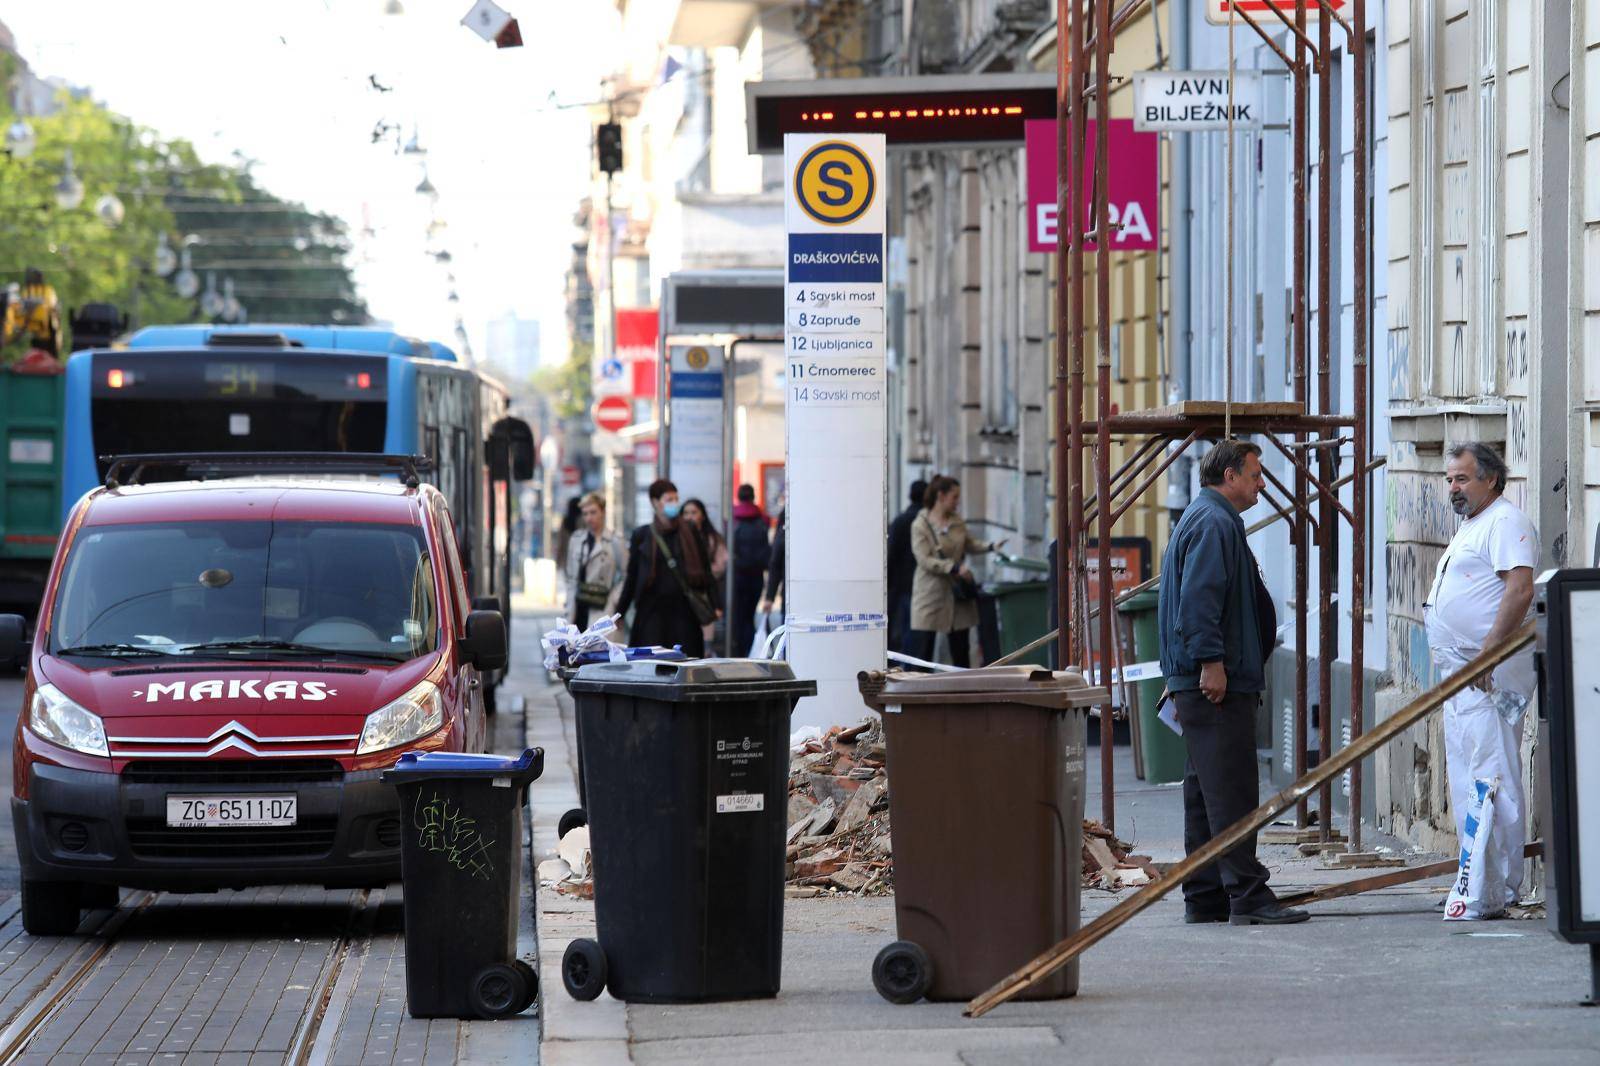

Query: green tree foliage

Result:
[170,170,368,327]
[0,62,366,346]
[532,337,594,420]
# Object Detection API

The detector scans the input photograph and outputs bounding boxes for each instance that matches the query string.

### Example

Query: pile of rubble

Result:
[539,826,594,899]
[784,721,1160,898]
[1081,820,1158,891]
[785,721,893,898]
[537,719,1162,902]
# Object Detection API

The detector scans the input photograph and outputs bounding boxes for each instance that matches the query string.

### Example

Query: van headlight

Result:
[357,680,444,754]
[29,684,109,757]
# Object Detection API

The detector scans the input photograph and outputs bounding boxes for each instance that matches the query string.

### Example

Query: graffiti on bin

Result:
[414,789,496,881]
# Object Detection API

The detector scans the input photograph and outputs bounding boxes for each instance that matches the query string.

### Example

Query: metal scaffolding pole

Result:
[1093,0,1115,833]
[1292,0,1312,829]
[1349,0,1370,855]
[1315,0,1336,843]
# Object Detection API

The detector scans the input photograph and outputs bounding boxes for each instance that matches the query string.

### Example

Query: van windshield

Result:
[49,520,439,662]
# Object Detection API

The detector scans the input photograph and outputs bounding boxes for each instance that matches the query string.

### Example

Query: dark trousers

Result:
[732,574,764,656]
[909,627,971,668]
[1174,688,1276,915]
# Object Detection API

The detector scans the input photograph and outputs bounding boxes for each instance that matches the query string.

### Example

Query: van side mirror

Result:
[0,614,26,667]
[461,610,507,671]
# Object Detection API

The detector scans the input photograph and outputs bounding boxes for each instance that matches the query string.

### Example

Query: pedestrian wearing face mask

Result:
[616,478,715,656]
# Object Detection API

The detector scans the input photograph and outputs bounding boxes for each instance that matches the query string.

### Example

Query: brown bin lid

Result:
[860,666,1107,709]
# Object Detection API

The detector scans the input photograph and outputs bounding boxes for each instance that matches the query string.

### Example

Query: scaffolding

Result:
[1056,0,1373,852]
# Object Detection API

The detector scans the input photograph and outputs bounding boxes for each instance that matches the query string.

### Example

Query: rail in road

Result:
[0,883,464,1064]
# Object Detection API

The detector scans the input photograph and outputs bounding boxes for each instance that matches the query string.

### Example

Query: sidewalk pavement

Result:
[522,662,1597,1065]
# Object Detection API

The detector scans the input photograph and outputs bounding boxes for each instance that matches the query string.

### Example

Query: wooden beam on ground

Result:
[1277,842,1544,908]
[964,620,1536,1018]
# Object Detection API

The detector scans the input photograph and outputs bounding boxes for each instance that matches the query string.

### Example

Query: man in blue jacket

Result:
[1158,439,1308,926]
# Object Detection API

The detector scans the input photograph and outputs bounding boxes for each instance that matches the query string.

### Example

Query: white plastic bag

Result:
[541,614,626,670]
[1444,777,1503,920]
[749,612,771,658]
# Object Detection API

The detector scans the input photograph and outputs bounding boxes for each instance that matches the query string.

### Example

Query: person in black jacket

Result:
[729,484,771,656]
[615,478,712,656]
[759,505,785,620]
[886,478,928,655]
[1158,439,1305,927]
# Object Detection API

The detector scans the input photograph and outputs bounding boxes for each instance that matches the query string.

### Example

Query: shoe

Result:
[1184,910,1229,924]
[1230,903,1310,925]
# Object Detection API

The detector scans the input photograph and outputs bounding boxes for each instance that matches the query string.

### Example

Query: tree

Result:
[0,62,367,346]
[169,170,368,326]
[533,338,594,421]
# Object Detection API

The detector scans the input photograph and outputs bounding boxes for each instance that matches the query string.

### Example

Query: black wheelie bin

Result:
[858,666,1105,1003]
[383,748,544,1019]
[561,659,816,1003]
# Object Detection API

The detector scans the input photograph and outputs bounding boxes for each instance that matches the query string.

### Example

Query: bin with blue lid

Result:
[382,747,544,1019]
[560,659,816,1003]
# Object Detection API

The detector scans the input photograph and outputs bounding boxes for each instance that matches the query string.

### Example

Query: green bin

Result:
[984,555,1050,667]
[1117,588,1185,784]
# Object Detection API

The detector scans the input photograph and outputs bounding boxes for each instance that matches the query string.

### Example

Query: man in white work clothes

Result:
[1423,442,1536,919]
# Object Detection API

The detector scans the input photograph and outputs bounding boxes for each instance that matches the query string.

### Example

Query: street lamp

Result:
[54,150,84,210]
[3,119,35,160]
[173,247,199,299]
[152,232,177,277]
[94,193,125,227]
[415,169,437,196]
[200,272,224,319]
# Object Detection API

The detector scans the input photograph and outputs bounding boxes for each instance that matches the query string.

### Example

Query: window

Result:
[50,521,437,661]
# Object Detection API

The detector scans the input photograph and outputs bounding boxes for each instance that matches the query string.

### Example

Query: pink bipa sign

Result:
[1024,118,1159,254]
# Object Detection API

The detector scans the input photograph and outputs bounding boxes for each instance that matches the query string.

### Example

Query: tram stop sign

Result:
[592,395,632,434]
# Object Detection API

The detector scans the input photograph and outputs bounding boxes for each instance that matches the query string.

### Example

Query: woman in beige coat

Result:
[909,475,1002,667]
[563,492,628,632]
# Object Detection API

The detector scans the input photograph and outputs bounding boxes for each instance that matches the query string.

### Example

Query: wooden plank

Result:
[1278,842,1543,907]
[1127,400,1306,419]
[964,621,1537,1018]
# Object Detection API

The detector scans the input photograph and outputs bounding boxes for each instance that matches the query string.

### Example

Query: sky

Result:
[1,0,619,365]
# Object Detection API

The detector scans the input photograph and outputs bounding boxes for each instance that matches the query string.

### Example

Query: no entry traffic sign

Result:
[592,395,632,434]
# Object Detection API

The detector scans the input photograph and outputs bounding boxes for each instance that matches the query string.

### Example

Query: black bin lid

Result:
[567,657,818,703]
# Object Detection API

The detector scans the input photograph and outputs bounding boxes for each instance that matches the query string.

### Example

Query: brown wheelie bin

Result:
[858,666,1106,1004]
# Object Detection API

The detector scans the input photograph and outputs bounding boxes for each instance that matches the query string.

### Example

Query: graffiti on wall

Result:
[1387,471,1456,546]
[1387,298,1411,402]
[1505,324,1529,395]
[1386,541,1445,624]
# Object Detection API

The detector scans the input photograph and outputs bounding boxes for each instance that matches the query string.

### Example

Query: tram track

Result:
[0,887,384,1066]
[0,891,155,1065]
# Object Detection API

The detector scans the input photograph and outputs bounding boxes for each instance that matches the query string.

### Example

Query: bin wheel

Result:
[557,808,588,840]
[872,941,933,1005]
[468,963,529,1019]
[562,938,607,1001]
[513,959,540,1012]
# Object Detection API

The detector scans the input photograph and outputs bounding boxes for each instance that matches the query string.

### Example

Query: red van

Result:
[4,454,506,934]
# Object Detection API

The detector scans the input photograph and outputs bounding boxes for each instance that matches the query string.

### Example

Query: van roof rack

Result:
[204,332,304,348]
[101,452,434,490]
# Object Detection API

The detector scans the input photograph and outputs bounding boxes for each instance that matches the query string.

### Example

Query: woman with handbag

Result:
[563,492,628,632]
[910,475,1003,668]
[615,479,716,656]
[680,498,729,649]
